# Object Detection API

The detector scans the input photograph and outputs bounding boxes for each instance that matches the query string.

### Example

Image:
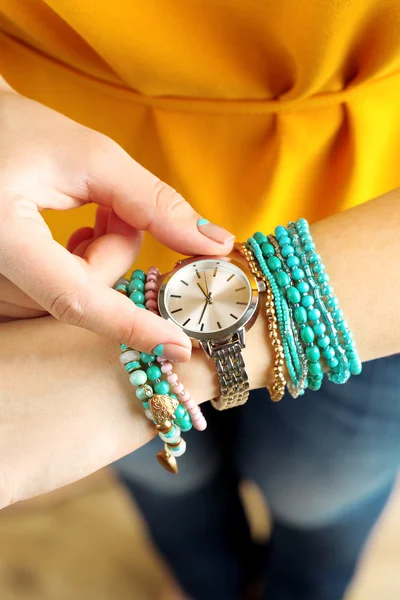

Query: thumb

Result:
[0,196,191,361]
[75,137,235,255]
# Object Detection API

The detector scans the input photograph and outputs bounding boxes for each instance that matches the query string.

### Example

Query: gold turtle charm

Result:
[156,450,178,474]
[149,394,179,425]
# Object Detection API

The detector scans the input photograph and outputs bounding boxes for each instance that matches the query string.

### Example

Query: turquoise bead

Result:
[142,401,149,410]
[332,308,344,321]
[276,271,290,287]
[294,306,307,324]
[301,295,315,308]
[136,384,153,400]
[312,262,325,273]
[322,284,334,295]
[306,345,321,361]
[308,308,321,321]
[342,330,353,341]
[292,268,305,281]
[278,235,291,246]
[297,281,310,293]
[129,290,145,304]
[115,284,128,293]
[300,234,312,245]
[275,225,287,239]
[297,218,309,227]
[147,365,162,381]
[169,393,178,400]
[131,269,146,281]
[287,255,300,268]
[300,326,315,344]
[267,256,281,271]
[327,296,339,308]
[308,379,322,391]
[136,303,146,309]
[313,322,326,336]
[129,370,147,386]
[317,272,329,283]
[309,253,321,264]
[154,380,170,394]
[162,425,178,439]
[128,278,145,294]
[174,404,186,419]
[121,343,131,351]
[350,362,362,376]
[281,244,294,258]
[304,241,316,252]
[338,320,349,332]
[140,352,156,363]
[176,415,193,432]
[254,232,266,244]
[261,242,274,257]
[326,357,339,369]
[317,335,331,348]
[322,347,335,360]
[125,360,141,372]
[287,287,301,303]
[308,361,322,376]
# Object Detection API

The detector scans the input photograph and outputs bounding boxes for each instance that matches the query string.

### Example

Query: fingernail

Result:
[152,343,191,362]
[197,218,235,244]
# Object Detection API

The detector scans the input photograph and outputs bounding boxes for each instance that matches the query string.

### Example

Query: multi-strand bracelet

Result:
[238,217,361,399]
[114,268,205,475]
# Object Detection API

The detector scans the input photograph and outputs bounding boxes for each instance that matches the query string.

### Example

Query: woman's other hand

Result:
[0,80,234,361]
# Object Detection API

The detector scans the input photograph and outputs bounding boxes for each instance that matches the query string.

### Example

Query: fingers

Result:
[74,135,235,257]
[0,197,191,359]
[66,227,94,253]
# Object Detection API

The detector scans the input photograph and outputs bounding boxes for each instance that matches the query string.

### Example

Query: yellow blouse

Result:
[1,0,400,271]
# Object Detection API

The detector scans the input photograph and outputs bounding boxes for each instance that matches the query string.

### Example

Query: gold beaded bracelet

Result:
[235,242,287,401]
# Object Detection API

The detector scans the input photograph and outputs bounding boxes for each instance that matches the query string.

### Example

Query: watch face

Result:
[158,258,256,339]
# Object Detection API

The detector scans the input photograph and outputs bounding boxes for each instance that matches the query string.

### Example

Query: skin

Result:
[0,78,399,509]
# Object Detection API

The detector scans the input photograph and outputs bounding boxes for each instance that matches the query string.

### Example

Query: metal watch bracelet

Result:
[209,339,250,410]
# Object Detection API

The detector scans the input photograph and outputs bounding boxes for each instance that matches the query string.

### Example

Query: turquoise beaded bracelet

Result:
[286,222,350,384]
[294,219,362,376]
[114,269,193,475]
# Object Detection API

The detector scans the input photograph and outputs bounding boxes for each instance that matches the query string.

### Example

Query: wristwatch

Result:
[157,254,265,410]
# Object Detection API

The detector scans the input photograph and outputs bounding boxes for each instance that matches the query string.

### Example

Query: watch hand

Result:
[197,282,208,299]
[198,297,210,325]
[204,271,213,304]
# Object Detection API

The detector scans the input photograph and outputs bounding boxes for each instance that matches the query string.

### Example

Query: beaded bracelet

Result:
[235,242,287,401]
[143,268,207,432]
[248,236,310,396]
[286,222,350,384]
[294,219,362,377]
[114,270,194,474]
[267,235,308,396]
[252,230,325,391]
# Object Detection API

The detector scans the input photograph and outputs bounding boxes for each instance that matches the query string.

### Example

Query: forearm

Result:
[0,188,399,506]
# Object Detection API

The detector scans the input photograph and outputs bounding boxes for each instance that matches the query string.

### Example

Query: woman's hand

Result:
[0,80,234,361]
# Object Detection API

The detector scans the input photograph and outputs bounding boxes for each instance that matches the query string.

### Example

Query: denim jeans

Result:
[114,354,400,600]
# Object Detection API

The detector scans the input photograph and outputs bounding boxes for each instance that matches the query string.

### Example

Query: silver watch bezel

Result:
[157,255,260,343]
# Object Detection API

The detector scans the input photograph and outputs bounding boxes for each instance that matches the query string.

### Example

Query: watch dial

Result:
[163,259,252,335]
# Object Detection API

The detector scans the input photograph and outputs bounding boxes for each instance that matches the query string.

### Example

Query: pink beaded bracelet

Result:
[144,268,207,432]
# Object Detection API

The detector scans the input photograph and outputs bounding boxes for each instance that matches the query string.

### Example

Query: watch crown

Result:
[257,280,266,292]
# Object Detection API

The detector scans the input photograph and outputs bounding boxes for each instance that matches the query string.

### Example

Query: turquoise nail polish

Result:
[152,344,164,357]
[197,218,210,226]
